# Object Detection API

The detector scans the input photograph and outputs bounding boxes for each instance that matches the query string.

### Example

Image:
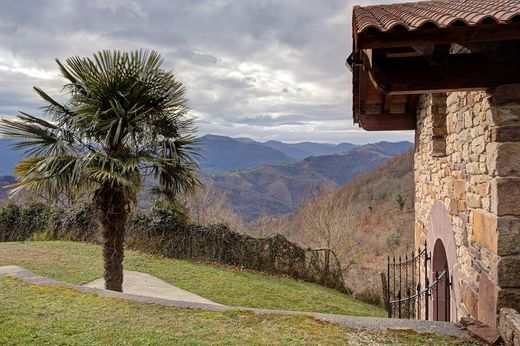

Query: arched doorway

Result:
[427,201,458,321]
[432,239,450,321]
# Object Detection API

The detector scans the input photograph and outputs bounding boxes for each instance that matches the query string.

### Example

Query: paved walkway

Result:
[0,266,469,338]
[84,270,222,306]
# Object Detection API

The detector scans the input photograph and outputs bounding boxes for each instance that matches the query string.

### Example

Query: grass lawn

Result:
[0,276,481,345]
[0,241,384,317]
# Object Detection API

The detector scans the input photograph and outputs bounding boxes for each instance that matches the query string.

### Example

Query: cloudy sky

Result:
[0,0,414,144]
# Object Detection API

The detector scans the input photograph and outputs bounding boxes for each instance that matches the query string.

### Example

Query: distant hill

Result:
[206,141,413,221]
[197,135,360,172]
[197,135,293,172]
[0,139,22,176]
[262,141,358,160]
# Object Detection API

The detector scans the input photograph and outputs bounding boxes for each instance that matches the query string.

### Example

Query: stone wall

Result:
[414,85,520,327]
[500,308,520,346]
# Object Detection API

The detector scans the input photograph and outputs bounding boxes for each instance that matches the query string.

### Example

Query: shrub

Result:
[46,203,98,242]
[354,288,383,308]
[395,192,406,212]
[0,202,50,241]
[386,228,402,250]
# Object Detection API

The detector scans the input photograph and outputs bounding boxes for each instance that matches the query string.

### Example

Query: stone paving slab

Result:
[83,270,222,306]
[0,266,470,338]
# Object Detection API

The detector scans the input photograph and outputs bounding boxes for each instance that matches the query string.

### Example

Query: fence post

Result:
[405,254,408,300]
[381,272,390,317]
[418,250,421,301]
[407,288,411,319]
[324,250,330,281]
[425,277,430,321]
[398,290,402,319]
[417,283,421,319]
[393,256,396,301]
[387,256,391,317]
[411,250,415,308]
[399,255,402,303]
[423,241,429,320]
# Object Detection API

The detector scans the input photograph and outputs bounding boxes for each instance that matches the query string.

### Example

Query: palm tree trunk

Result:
[94,184,128,292]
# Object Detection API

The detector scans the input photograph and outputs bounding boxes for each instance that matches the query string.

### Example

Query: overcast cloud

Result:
[0,0,415,144]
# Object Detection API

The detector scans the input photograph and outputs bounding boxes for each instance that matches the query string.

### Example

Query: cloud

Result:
[237,115,307,127]
[0,0,414,144]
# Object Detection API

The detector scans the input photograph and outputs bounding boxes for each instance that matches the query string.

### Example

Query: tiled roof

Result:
[353,0,520,34]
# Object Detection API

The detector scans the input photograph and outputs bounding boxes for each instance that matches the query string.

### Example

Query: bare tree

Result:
[251,214,286,238]
[298,183,364,274]
[186,182,247,232]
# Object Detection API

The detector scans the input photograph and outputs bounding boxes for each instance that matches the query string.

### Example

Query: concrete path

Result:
[83,270,222,306]
[0,266,470,338]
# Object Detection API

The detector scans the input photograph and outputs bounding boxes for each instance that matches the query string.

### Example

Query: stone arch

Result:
[427,201,460,320]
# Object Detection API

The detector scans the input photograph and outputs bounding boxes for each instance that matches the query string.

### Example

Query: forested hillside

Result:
[278,151,415,298]
[206,142,413,221]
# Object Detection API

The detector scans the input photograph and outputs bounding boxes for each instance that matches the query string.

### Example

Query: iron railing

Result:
[387,242,451,321]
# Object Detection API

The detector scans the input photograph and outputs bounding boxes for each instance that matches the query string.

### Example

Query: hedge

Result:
[0,202,348,294]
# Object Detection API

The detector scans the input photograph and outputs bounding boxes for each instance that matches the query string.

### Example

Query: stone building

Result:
[349,0,520,328]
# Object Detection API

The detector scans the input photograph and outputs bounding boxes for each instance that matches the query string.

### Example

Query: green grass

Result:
[0,241,384,317]
[0,276,481,345]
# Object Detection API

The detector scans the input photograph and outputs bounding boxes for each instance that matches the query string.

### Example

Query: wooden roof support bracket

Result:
[358,113,416,131]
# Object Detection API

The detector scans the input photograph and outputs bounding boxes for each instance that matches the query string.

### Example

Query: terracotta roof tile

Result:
[353,0,520,34]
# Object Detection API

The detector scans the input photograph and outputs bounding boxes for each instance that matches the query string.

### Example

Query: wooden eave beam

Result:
[357,22,520,50]
[358,113,416,131]
[368,53,520,95]
[465,40,520,62]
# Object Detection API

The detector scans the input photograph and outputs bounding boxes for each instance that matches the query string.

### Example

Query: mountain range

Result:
[197,134,359,172]
[0,135,359,175]
[205,141,414,221]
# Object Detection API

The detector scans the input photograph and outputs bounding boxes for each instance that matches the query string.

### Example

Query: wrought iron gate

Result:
[386,242,451,321]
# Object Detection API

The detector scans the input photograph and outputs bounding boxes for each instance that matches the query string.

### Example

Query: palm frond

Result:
[0,115,77,157]
[10,155,91,198]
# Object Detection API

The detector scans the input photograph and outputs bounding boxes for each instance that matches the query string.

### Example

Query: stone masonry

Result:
[500,308,520,346]
[414,84,520,328]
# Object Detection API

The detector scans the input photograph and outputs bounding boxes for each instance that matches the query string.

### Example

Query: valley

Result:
[205,141,413,221]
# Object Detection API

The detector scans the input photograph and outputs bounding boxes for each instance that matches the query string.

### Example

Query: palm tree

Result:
[0,50,200,291]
